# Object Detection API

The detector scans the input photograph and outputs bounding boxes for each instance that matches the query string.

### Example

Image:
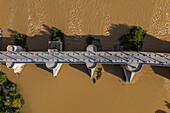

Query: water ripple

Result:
[147,0,170,39]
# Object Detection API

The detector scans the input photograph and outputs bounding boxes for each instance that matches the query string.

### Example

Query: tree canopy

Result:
[11,30,28,50]
[0,71,24,113]
[51,27,64,41]
[119,26,146,51]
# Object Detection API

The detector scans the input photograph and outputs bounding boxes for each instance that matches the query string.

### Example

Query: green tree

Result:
[11,30,27,50]
[0,89,6,112]
[0,71,7,85]
[51,27,64,41]
[0,71,24,113]
[119,26,146,51]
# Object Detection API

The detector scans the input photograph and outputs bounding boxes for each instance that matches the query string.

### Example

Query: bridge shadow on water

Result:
[35,64,52,73]
[69,64,89,76]
[102,64,125,81]
[1,24,170,80]
[151,66,170,80]
[142,34,170,80]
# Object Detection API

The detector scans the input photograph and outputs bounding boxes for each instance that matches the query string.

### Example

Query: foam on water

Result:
[165,13,170,34]
[147,0,170,39]
[163,78,170,97]
[27,0,34,35]
[7,0,15,29]
[27,0,47,35]
[102,3,111,35]
[68,0,83,37]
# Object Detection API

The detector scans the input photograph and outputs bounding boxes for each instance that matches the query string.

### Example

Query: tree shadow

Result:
[35,64,52,73]
[1,27,50,51]
[142,34,170,80]
[151,66,170,80]
[142,34,170,53]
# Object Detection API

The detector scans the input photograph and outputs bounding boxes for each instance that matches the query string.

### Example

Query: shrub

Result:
[96,68,102,80]
[0,71,7,85]
[0,89,6,111]
[11,30,28,50]
[96,71,101,80]
[51,27,64,41]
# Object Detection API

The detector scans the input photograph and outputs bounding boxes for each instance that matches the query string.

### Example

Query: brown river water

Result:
[0,0,170,113]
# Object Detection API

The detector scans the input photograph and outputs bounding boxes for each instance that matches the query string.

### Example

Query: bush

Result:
[11,30,28,50]
[0,71,7,85]
[119,26,146,51]
[96,71,101,80]
[96,68,102,80]
[0,89,6,112]
[51,27,64,41]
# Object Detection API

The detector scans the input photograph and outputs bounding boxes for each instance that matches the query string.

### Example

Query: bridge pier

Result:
[86,44,97,78]
[45,62,62,77]
[86,63,96,78]
[0,44,169,82]
[122,65,135,83]
[123,62,143,83]
[6,45,25,74]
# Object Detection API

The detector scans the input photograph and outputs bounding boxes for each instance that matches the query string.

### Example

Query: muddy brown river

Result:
[0,0,170,113]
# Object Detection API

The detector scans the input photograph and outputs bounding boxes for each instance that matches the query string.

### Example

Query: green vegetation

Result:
[52,45,58,49]
[0,88,6,112]
[86,35,94,45]
[119,26,146,51]
[51,27,64,41]
[11,30,28,50]
[0,71,24,113]
[50,27,65,50]
[92,68,102,84]
[96,68,102,80]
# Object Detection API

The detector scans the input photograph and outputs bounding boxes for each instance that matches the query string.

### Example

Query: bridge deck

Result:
[0,51,170,66]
